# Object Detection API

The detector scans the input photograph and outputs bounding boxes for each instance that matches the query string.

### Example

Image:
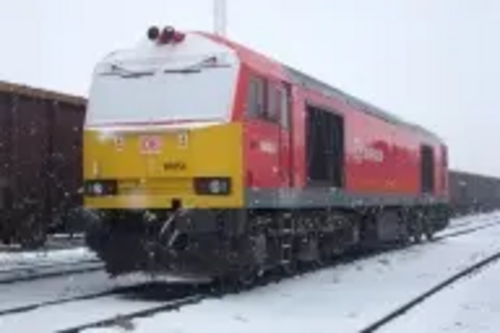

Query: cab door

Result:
[277,83,293,187]
[243,75,293,189]
[266,81,293,188]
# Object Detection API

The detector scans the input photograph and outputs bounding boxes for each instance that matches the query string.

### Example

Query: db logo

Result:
[140,135,162,154]
[114,136,124,151]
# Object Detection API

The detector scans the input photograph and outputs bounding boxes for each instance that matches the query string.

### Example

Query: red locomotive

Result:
[83,26,450,283]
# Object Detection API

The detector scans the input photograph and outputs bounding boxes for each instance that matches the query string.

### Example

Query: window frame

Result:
[245,75,266,119]
[245,74,291,128]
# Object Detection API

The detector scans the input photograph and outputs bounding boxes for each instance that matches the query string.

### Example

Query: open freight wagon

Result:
[448,170,500,216]
[0,81,86,248]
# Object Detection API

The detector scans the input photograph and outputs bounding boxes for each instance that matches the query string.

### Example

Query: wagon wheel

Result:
[1,235,12,245]
[20,224,47,249]
[19,214,47,249]
[0,223,12,245]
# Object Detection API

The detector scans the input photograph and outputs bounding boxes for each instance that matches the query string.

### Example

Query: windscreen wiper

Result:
[163,67,202,74]
[163,56,229,74]
[100,63,155,78]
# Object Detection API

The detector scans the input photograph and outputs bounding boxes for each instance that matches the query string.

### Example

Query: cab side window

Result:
[245,75,290,128]
[246,76,266,118]
[267,83,280,122]
[268,84,291,128]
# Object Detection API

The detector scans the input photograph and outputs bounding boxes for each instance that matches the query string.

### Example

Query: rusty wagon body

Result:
[0,81,86,247]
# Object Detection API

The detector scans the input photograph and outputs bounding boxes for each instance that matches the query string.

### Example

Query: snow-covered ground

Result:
[378,254,500,332]
[75,211,500,333]
[441,210,500,230]
[0,247,96,271]
[0,270,116,313]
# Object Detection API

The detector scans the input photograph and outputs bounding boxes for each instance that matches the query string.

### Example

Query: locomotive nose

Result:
[83,122,244,210]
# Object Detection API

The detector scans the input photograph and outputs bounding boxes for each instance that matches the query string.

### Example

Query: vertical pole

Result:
[213,0,227,37]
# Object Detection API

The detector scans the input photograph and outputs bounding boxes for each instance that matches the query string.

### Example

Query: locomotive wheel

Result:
[423,220,435,241]
[410,221,423,244]
[218,267,260,292]
[237,267,259,288]
[233,220,268,288]
[396,211,411,246]
[399,225,411,246]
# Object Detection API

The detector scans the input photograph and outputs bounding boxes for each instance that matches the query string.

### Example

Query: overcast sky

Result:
[0,0,498,176]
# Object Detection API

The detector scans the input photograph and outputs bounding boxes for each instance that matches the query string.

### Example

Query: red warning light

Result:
[160,26,185,44]
[147,26,185,45]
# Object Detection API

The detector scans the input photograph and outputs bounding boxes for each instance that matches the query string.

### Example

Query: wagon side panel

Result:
[11,95,52,242]
[0,92,13,241]
[50,101,86,232]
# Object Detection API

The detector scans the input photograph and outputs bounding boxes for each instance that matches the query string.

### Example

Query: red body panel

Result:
[346,108,419,195]
[293,85,424,196]
[243,119,281,189]
[205,32,448,200]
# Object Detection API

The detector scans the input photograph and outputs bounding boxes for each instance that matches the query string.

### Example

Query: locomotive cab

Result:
[83,27,253,277]
[84,27,244,210]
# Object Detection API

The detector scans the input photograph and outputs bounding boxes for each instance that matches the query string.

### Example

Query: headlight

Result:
[194,177,231,195]
[84,180,118,196]
[93,183,104,195]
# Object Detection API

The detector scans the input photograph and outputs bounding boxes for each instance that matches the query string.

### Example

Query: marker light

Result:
[147,26,160,41]
[159,26,186,44]
[147,26,186,45]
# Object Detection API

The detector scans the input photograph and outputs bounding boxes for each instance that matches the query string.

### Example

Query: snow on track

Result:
[75,213,500,333]
[0,294,174,333]
[0,281,202,333]
[0,270,118,315]
[377,252,500,333]
[439,210,500,232]
[0,259,103,285]
[0,247,96,271]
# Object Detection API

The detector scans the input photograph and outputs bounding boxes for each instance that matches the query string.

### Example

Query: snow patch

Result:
[0,247,96,271]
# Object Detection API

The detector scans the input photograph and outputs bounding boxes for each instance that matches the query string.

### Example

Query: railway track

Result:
[442,213,500,230]
[0,281,204,317]
[0,258,103,284]
[55,294,204,333]
[0,280,210,333]
[0,287,125,317]
[0,234,85,253]
[435,218,500,240]
[358,246,500,332]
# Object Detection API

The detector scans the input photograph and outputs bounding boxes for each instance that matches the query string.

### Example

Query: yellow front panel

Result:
[83,122,243,209]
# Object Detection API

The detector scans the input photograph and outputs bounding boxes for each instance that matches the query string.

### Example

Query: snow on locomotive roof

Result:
[285,65,442,142]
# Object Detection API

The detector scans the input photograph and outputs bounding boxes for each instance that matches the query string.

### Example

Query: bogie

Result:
[85,205,443,282]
